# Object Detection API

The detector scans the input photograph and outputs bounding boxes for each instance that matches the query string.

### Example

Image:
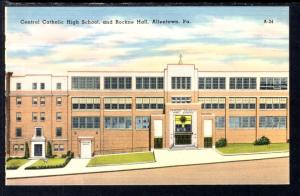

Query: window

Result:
[19,144,24,151]
[199,97,225,109]
[104,97,131,110]
[136,77,164,89]
[198,77,226,89]
[35,128,42,137]
[54,144,64,151]
[136,97,164,109]
[104,77,132,89]
[16,112,21,122]
[104,116,132,129]
[260,97,287,109]
[32,83,37,90]
[171,97,192,103]
[14,145,19,151]
[215,117,225,128]
[40,83,45,90]
[54,144,59,151]
[56,112,62,121]
[72,97,100,110]
[56,83,62,90]
[229,98,256,109]
[71,76,100,89]
[229,116,256,129]
[229,77,257,89]
[40,112,45,121]
[16,83,21,90]
[16,128,22,137]
[136,116,150,129]
[32,97,38,105]
[72,116,100,129]
[59,144,64,151]
[56,97,62,106]
[171,77,191,89]
[40,97,45,105]
[260,77,288,90]
[56,127,62,137]
[32,112,38,121]
[259,116,287,128]
[16,97,22,105]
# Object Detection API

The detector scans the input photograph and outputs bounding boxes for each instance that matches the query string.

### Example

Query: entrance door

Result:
[203,120,213,148]
[34,144,43,156]
[174,115,192,145]
[81,141,92,159]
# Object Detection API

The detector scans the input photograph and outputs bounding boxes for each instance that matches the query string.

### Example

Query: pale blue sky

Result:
[6,6,289,74]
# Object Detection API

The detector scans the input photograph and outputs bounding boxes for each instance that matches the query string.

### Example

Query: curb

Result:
[6,156,289,180]
[215,149,290,156]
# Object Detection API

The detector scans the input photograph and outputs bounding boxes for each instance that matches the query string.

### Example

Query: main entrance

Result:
[34,144,43,156]
[174,115,192,145]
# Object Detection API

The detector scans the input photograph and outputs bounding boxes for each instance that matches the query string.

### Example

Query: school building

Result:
[5,61,289,158]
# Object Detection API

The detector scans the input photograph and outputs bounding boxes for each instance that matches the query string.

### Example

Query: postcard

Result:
[5,6,289,185]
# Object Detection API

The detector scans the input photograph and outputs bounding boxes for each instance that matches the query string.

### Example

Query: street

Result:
[6,157,289,185]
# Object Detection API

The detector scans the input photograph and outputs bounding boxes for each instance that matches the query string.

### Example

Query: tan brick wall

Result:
[8,87,289,157]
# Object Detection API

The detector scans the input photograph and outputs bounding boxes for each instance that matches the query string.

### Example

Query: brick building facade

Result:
[5,63,289,158]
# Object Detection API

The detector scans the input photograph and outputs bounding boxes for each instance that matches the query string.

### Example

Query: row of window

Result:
[260,77,287,90]
[171,77,191,89]
[215,116,287,129]
[171,97,191,103]
[16,77,288,91]
[16,112,62,122]
[16,82,62,90]
[136,77,164,89]
[16,97,62,106]
[72,97,100,110]
[15,127,63,138]
[199,77,226,89]
[72,116,151,130]
[14,115,286,139]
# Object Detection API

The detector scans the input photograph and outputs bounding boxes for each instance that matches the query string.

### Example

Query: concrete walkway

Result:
[6,149,289,179]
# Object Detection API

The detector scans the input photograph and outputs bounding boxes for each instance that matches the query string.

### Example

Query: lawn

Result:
[87,152,155,167]
[216,143,289,154]
[6,159,28,169]
[26,158,69,169]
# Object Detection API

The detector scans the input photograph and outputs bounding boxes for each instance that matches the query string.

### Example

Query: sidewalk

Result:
[6,149,289,179]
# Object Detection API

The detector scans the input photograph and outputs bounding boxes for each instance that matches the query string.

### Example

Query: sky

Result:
[5,6,289,74]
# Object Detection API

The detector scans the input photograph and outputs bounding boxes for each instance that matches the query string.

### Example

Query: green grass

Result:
[217,143,289,154]
[87,152,155,167]
[6,159,28,169]
[29,158,66,167]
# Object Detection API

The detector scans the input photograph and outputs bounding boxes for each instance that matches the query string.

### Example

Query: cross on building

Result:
[178,54,183,64]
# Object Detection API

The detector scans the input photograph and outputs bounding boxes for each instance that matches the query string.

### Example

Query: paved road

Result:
[6,157,289,185]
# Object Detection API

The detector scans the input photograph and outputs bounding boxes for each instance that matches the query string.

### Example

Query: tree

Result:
[24,142,29,158]
[46,141,53,158]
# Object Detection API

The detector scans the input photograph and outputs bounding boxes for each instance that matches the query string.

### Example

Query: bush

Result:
[287,139,290,143]
[46,141,53,158]
[24,142,30,158]
[61,154,67,158]
[154,138,163,148]
[215,138,227,147]
[254,136,270,145]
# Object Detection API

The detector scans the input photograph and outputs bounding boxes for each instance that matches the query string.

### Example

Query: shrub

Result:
[215,138,227,147]
[46,141,53,158]
[287,139,290,143]
[154,138,163,148]
[254,136,270,145]
[61,154,67,158]
[24,142,30,158]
